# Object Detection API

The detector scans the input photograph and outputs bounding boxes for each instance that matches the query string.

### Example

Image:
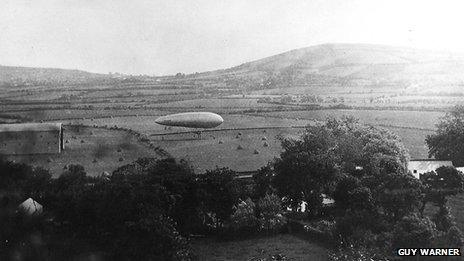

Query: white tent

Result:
[18,198,43,216]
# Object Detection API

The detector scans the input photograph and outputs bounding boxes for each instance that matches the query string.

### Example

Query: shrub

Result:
[257,194,286,233]
[433,205,454,232]
[445,225,464,248]
[229,198,258,233]
[392,214,438,249]
[311,220,336,241]
[335,209,385,245]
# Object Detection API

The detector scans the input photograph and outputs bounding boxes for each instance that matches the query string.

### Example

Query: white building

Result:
[407,159,453,179]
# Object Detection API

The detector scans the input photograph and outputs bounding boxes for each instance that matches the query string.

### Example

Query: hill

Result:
[186,43,464,93]
[0,65,121,88]
[3,43,464,94]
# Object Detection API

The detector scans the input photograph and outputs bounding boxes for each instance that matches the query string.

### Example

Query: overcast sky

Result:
[1,0,463,75]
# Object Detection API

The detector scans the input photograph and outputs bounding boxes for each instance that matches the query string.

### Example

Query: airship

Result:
[155,112,223,129]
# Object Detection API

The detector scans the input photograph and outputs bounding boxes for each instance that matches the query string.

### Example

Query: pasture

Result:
[1,86,447,173]
[259,109,443,130]
[152,127,304,173]
[192,234,328,261]
[57,114,309,172]
[5,125,164,177]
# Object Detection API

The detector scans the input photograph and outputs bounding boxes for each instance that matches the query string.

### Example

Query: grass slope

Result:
[192,234,328,261]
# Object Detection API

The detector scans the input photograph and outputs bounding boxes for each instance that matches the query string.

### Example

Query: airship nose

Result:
[217,115,224,124]
[155,116,164,124]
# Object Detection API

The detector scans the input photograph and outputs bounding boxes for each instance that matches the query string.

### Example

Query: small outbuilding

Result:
[18,198,43,216]
[407,159,453,179]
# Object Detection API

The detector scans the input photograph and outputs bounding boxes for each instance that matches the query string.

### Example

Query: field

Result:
[0,65,453,174]
[51,114,307,172]
[1,101,444,173]
[5,125,164,177]
[27,107,438,172]
[192,234,328,261]
[259,109,443,130]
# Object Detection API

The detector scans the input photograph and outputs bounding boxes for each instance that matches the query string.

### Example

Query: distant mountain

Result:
[4,43,464,93]
[0,65,119,87]
[188,43,464,92]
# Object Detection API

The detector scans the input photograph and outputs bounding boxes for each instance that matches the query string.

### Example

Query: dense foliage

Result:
[0,157,198,260]
[426,105,464,166]
[270,117,464,258]
[0,156,277,260]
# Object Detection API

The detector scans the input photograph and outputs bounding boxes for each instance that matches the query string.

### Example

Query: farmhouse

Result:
[407,159,453,179]
[0,123,63,155]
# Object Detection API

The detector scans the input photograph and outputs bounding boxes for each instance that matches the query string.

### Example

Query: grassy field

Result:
[59,114,308,172]
[1,104,442,173]
[6,125,164,177]
[192,234,328,261]
[153,127,303,173]
[67,114,308,134]
[8,107,436,173]
[259,109,443,130]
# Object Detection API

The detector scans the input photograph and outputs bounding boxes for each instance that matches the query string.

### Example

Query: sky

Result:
[1,0,464,75]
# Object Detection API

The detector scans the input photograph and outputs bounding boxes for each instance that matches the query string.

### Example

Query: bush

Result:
[335,209,386,245]
[434,205,454,232]
[392,214,438,249]
[311,220,336,241]
[257,194,286,233]
[445,225,464,248]
[229,198,258,234]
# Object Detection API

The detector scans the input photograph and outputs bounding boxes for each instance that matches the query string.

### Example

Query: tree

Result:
[426,105,464,166]
[0,158,52,260]
[252,164,276,200]
[256,193,286,233]
[392,214,437,249]
[333,175,374,213]
[273,123,339,216]
[422,166,464,206]
[273,117,410,218]
[113,157,201,234]
[197,168,238,229]
[229,198,258,234]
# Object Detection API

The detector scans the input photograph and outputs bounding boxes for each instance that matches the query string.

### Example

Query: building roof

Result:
[18,198,43,216]
[0,122,61,132]
[408,160,453,178]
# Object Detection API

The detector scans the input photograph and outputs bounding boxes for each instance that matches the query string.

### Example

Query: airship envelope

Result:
[155,112,223,128]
